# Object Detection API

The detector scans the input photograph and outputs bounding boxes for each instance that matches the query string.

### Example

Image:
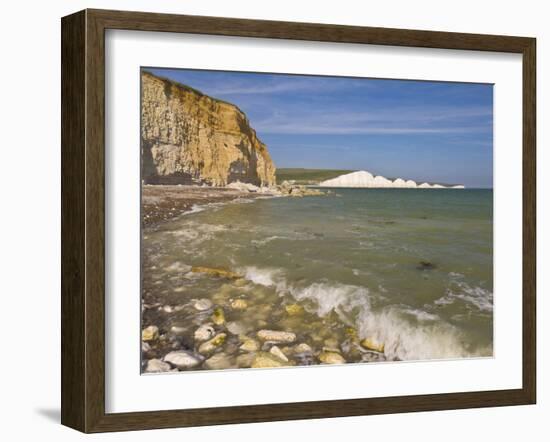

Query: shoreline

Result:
[142,185,279,228]
[141,263,395,373]
[142,184,484,229]
[142,183,327,228]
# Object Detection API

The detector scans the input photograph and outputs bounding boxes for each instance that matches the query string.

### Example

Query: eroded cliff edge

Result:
[141,71,276,186]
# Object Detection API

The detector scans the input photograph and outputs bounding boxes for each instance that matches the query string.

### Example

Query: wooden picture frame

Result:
[61,8,536,433]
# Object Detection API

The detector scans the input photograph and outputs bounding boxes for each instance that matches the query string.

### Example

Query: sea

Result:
[142,188,493,363]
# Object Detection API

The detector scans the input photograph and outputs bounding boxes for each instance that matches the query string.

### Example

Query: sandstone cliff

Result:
[141,71,276,186]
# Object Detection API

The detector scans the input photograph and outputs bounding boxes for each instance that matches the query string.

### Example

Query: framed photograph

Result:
[61,9,536,433]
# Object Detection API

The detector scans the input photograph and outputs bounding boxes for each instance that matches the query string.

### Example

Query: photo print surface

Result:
[140,67,493,373]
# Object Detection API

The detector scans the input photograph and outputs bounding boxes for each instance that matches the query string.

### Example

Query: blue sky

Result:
[145,67,493,188]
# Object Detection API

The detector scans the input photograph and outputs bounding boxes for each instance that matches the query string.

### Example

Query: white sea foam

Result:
[165,261,192,273]
[291,282,473,360]
[240,266,483,361]
[165,222,228,257]
[232,198,255,204]
[241,266,283,288]
[251,236,283,246]
[291,282,369,319]
[401,308,440,322]
[171,222,226,237]
[182,204,206,215]
[435,284,493,313]
[170,229,200,241]
[435,273,493,313]
[356,308,473,360]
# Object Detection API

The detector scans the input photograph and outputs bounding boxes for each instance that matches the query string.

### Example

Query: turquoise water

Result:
[142,189,493,363]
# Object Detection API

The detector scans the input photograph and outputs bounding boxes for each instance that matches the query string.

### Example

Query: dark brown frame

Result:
[61,8,536,433]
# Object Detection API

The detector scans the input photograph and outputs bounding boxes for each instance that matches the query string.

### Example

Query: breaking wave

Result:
[241,266,286,290]
[239,266,488,361]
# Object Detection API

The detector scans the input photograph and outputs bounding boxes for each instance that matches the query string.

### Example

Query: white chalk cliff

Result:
[319,171,465,189]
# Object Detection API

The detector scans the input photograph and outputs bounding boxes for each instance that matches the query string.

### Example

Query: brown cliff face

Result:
[141,71,276,187]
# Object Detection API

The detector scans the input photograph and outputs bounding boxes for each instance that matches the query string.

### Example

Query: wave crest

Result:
[240,266,488,361]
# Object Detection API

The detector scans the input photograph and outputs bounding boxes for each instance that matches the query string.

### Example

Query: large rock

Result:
[319,351,346,365]
[293,343,313,354]
[226,321,249,335]
[145,358,172,373]
[251,352,290,368]
[360,338,385,353]
[198,333,227,354]
[194,324,216,342]
[141,71,276,186]
[226,181,260,192]
[236,352,256,368]
[141,325,159,341]
[211,307,226,325]
[285,304,304,316]
[193,298,213,311]
[289,186,325,197]
[239,336,260,352]
[257,330,297,343]
[163,350,202,369]
[230,299,248,310]
[204,352,235,370]
[269,345,289,362]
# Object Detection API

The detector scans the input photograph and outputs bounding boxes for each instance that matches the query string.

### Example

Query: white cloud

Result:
[254,106,492,135]
[205,76,369,96]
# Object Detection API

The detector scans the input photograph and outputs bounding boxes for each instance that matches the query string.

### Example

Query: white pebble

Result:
[194,299,213,311]
[194,324,216,341]
[163,351,202,369]
[145,358,171,373]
